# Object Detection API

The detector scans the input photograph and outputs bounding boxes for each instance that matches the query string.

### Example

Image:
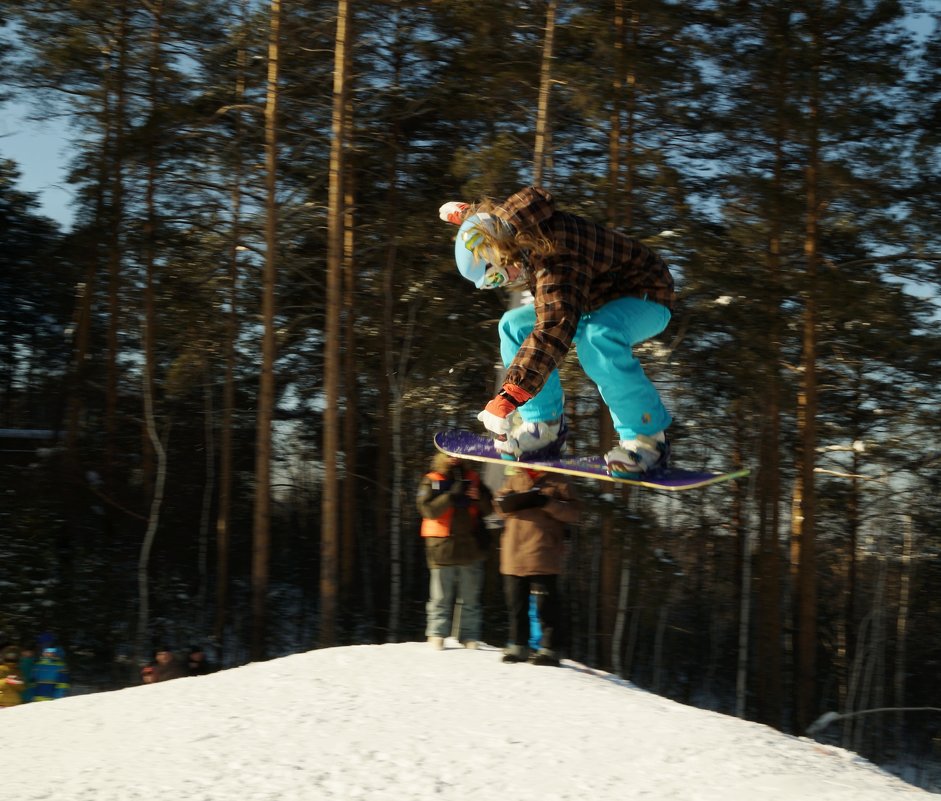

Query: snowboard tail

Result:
[433,430,749,491]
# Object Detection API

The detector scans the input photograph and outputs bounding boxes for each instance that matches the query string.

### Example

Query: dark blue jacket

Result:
[33,650,69,701]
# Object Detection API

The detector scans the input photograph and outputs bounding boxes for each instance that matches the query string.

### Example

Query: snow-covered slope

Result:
[1,641,928,800]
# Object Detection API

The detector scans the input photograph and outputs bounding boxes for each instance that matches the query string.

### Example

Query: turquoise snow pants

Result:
[498,296,672,441]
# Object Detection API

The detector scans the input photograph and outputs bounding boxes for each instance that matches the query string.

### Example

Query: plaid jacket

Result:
[494,186,675,398]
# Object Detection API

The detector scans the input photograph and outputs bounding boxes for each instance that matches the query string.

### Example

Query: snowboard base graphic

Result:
[434,430,749,492]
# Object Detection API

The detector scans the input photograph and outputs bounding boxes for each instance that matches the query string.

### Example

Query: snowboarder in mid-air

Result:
[440,186,675,476]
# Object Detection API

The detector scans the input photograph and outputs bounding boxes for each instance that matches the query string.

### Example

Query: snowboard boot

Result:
[605,432,669,477]
[495,415,568,461]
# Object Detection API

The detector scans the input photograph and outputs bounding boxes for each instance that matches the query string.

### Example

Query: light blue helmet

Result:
[455,213,512,290]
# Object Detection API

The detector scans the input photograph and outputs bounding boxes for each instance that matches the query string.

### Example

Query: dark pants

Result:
[504,574,560,654]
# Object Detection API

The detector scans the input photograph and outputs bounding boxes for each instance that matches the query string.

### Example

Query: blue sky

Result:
[0,99,75,230]
[0,10,934,235]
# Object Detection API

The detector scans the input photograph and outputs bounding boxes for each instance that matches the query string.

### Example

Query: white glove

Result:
[479,409,523,457]
[477,408,513,437]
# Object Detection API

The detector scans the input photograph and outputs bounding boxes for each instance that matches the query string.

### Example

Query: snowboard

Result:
[434,430,749,492]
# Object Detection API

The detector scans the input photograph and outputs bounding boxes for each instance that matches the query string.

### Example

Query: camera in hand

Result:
[496,489,549,513]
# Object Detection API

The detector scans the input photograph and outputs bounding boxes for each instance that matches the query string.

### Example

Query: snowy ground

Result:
[1,641,931,800]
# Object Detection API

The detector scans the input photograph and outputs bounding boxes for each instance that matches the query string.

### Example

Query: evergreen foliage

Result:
[0,0,938,779]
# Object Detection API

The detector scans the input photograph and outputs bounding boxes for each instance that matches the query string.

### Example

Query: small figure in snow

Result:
[32,645,70,701]
[17,641,37,702]
[0,646,25,708]
[417,453,493,650]
[440,186,674,475]
[185,645,214,677]
[141,645,186,684]
[494,468,580,665]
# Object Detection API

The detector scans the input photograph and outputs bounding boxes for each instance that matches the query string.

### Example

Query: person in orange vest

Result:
[417,453,493,650]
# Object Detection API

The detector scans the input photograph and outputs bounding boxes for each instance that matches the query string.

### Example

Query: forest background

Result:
[1,0,940,783]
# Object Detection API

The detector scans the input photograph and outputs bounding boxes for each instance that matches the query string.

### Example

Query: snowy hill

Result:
[1,641,929,800]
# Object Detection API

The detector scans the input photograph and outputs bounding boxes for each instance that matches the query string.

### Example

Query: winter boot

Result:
[427,636,444,651]
[605,432,669,477]
[530,650,561,667]
[501,644,529,664]
[495,416,568,461]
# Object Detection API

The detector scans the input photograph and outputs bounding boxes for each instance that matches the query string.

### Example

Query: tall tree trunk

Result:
[136,375,168,664]
[853,558,887,753]
[586,530,602,666]
[895,516,914,753]
[599,0,636,670]
[598,512,617,669]
[142,0,164,515]
[611,538,631,677]
[532,0,556,186]
[736,506,754,718]
[321,0,351,648]
[341,35,358,615]
[607,0,624,220]
[387,393,404,641]
[199,368,215,633]
[385,294,417,642]
[794,15,822,730]
[607,0,639,230]
[835,375,863,729]
[377,191,398,639]
[106,0,130,493]
[754,8,790,727]
[731,414,751,718]
[652,599,670,694]
[214,1,250,659]
[620,6,640,231]
[135,0,166,663]
[138,2,168,651]
[377,92,405,638]
[64,277,93,463]
[251,0,282,660]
